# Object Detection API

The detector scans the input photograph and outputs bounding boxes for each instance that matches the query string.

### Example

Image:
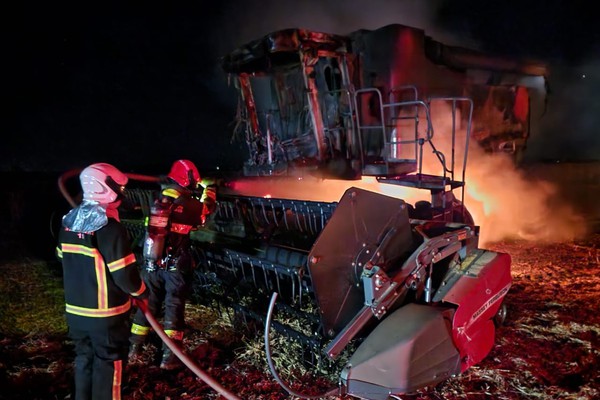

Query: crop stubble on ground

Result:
[0,235,599,400]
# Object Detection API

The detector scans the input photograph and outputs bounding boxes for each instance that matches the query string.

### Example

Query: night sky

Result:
[6,0,599,175]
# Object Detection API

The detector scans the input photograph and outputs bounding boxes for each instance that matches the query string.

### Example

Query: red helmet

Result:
[167,159,200,189]
[80,163,128,203]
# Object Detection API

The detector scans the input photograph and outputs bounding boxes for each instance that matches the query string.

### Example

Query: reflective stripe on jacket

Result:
[57,218,146,328]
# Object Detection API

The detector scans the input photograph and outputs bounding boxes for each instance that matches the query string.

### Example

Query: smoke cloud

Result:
[229,99,588,247]
[215,0,453,53]
[410,101,588,246]
[526,57,600,162]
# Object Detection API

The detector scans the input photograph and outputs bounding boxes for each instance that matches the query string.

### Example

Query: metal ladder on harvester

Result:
[353,85,474,222]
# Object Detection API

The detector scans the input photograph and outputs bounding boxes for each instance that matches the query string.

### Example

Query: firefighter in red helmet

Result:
[56,163,148,400]
[129,159,217,369]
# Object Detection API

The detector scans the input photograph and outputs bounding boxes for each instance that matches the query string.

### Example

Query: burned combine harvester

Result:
[183,24,545,399]
[221,23,547,178]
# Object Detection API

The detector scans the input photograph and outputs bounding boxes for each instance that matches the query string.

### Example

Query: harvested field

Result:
[1,234,599,399]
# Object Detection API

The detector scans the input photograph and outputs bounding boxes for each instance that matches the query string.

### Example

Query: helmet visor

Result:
[105,176,126,200]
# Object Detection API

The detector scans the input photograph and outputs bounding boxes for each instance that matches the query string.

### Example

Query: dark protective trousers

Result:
[131,266,191,340]
[68,317,130,400]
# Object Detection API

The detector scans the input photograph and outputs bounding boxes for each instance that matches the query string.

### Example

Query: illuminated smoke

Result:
[228,100,586,247]
[216,0,591,246]
[416,101,587,246]
[213,0,470,62]
[462,148,586,245]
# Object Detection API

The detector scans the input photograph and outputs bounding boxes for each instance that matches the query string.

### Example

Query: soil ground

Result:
[1,234,599,400]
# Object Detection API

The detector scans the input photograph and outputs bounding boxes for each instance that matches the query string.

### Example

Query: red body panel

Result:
[441,251,512,370]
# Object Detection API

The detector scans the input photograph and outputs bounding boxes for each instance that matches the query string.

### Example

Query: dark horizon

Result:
[6,0,599,174]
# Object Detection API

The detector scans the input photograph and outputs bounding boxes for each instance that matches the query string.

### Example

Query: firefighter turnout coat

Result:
[57,218,146,329]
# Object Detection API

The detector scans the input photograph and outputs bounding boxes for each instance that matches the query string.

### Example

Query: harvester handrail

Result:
[427,96,474,208]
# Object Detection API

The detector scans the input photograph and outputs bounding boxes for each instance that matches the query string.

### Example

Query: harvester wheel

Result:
[494,302,508,327]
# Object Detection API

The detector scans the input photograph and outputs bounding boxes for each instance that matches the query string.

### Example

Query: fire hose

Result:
[134,299,241,400]
[58,169,241,399]
[57,168,83,208]
[59,169,338,398]
[265,292,340,399]
[57,168,163,208]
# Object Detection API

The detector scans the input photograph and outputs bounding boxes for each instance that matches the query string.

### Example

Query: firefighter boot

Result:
[128,343,144,364]
[160,342,183,370]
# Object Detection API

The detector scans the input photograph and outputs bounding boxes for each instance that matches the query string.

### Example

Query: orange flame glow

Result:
[227,102,586,246]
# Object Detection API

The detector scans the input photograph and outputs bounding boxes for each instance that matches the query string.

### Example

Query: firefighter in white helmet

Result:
[56,163,148,400]
[128,159,217,370]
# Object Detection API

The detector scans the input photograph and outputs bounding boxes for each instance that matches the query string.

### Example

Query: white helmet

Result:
[80,163,128,203]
